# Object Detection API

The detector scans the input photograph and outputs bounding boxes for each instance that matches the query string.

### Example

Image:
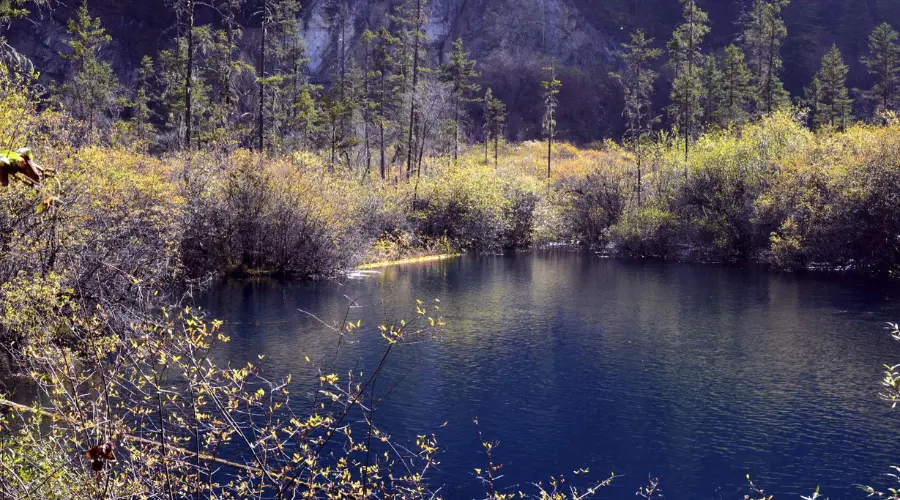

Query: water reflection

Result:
[201,252,900,499]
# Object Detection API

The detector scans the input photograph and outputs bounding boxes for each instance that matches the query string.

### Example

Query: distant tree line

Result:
[5,0,900,175]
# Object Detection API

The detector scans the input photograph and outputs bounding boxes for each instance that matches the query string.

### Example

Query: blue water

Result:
[201,251,900,499]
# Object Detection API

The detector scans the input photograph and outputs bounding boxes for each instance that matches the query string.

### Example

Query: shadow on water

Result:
[200,251,900,499]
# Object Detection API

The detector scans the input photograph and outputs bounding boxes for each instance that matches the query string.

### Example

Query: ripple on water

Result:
[201,254,900,499]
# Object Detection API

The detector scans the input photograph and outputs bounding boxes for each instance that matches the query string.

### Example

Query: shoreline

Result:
[356,253,463,270]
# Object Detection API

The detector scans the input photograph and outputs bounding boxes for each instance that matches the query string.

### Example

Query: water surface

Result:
[201,251,900,499]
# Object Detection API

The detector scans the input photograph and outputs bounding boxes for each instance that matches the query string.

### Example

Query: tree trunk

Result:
[363,44,372,178]
[258,0,267,152]
[637,141,642,206]
[547,124,552,180]
[185,0,194,149]
[765,16,776,114]
[331,119,337,170]
[406,0,422,179]
[454,97,460,161]
[380,122,386,180]
[494,133,499,167]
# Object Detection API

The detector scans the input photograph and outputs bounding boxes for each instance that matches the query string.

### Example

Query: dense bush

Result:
[180,151,374,278]
[547,111,900,272]
[410,160,543,251]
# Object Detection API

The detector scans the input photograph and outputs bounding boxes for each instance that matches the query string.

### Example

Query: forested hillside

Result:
[5,0,900,143]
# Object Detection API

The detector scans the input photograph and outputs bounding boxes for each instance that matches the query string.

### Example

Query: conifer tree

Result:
[612,29,661,205]
[742,0,790,115]
[321,59,362,171]
[862,22,900,117]
[361,28,377,176]
[322,91,346,170]
[256,0,270,151]
[485,89,506,167]
[699,54,726,129]
[128,56,156,143]
[541,63,562,180]
[364,28,402,179]
[438,38,481,161]
[262,0,307,151]
[159,0,198,148]
[718,44,752,126]
[194,27,248,145]
[482,87,492,164]
[810,45,853,130]
[59,0,119,140]
[407,0,427,179]
[207,0,247,140]
[0,0,29,23]
[802,74,820,127]
[667,0,709,162]
[157,25,221,148]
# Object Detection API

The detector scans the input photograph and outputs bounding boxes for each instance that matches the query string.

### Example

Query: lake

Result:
[200,251,900,499]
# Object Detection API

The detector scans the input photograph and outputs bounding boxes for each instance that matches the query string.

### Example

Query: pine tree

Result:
[718,44,752,126]
[156,30,211,148]
[260,0,307,151]
[322,90,348,170]
[699,54,725,129]
[541,63,562,180]
[159,0,199,149]
[207,0,247,142]
[438,38,481,161]
[196,26,249,145]
[612,29,661,206]
[482,87,492,164]
[157,19,247,149]
[482,88,505,166]
[401,0,428,179]
[667,0,709,162]
[486,89,506,167]
[810,45,853,130]
[256,0,270,151]
[59,0,119,141]
[129,56,156,143]
[363,28,402,179]
[0,0,41,26]
[321,58,362,171]
[802,74,820,127]
[742,0,790,116]
[862,23,900,117]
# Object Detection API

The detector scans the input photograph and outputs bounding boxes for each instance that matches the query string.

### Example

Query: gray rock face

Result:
[298,0,614,77]
[6,0,613,80]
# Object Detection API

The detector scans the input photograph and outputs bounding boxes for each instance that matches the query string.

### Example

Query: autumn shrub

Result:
[755,118,900,271]
[0,142,184,353]
[0,289,449,498]
[411,162,514,250]
[556,152,632,248]
[610,206,677,258]
[180,150,376,278]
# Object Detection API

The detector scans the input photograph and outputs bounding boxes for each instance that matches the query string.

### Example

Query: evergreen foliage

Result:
[58,0,119,141]
[809,45,853,130]
[742,0,791,115]
[667,0,709,161]
[862,22,900,116]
